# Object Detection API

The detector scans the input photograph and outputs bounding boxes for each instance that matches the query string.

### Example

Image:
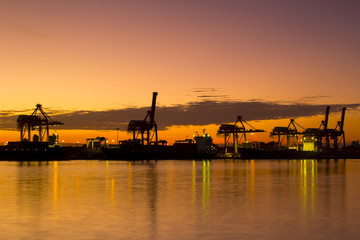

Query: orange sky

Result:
[1,0,360,144]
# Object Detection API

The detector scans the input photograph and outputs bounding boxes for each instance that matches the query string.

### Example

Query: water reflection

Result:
[128,161,132,201]
[16,161,51,225]
[248,160,256,204]
[53,161,58,210]
[298,160,345,215]
[146,161,158,240]
[192,160,196,205]
[202,160,211,225]
[0,159,356,240]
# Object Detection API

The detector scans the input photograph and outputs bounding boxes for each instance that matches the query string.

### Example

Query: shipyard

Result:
[2,1,360,240]
[0,92,359,161]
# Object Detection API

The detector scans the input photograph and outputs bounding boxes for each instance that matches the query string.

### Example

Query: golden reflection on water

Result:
[311,160,317,212]
[105,160,116,204]
[111,178,115,203]
[53,161,58,211]
[128,161,132,202]
[249,160,255,204]
[1,159,356,240]
[192,160,196,204]
[202,160,211,223]
[301,160,308,211]
[289,159,319,214]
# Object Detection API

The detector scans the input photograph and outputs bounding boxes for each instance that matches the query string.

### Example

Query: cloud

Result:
[191,88,231,101]
[154,101,358,129]
[0,109,33,116]
[0,101,358,131]
[197,95,228,99]
[297,95,331,102]
[192,88,219,93]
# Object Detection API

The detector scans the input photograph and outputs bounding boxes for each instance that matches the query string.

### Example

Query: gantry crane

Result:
[319,106,331,149]
[217,116,265,155]
[270,119,305,150]
[318,106,346,151]
[17,104,63,142]
[333,107,346,150]
[303,106,347,152]
[127,92,158,146]
[326,107,346,150]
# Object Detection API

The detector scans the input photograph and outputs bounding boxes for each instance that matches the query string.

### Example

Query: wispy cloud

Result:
[297,95,331,102]
[0,101,358,131]
[0,109,34,117]
[191,88,231,101]
[197,95,228,99]
[192,88,219,93]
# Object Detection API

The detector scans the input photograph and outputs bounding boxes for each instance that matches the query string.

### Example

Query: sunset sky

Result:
[1,0,360,144]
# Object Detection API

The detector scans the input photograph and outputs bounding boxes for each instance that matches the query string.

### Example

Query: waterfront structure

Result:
[270,119,304,150]
[217,116,265,157]
[127,92,158,146]
[17,104,63,143]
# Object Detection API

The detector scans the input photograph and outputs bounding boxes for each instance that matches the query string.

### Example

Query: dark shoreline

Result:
[1,145,359,161]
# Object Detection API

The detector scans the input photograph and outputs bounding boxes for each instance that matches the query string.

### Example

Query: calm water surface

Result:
[0,159,360,240]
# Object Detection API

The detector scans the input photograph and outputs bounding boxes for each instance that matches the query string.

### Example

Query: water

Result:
[0,159,360,240]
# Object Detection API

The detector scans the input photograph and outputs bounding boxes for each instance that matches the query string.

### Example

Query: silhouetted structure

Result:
[303,106,346,152]
[270,119,305,150]
[127,92,158,146]
[318,106,346,151]
[17,104,63,142]
[86,137,107,149]
[217,116,265,155]
[319,106,331,149]
[334,107,346,149]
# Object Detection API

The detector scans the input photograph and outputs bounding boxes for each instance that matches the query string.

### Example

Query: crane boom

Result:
[340,107,346,132]
[149,92,158,127]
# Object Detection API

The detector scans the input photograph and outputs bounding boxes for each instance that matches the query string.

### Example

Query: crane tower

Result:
[218,116,265,156]
[270,119,305,150]
[127,92,158,146]
[17,104,63,143]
